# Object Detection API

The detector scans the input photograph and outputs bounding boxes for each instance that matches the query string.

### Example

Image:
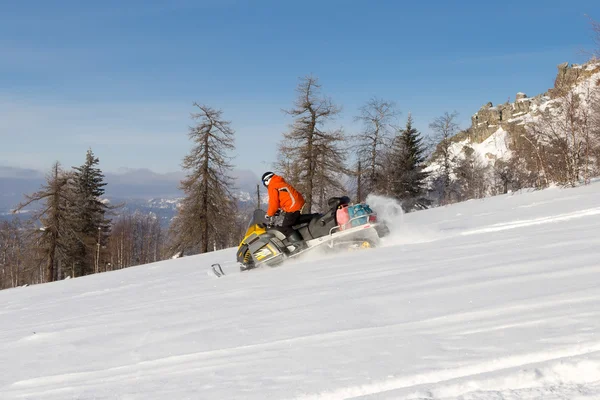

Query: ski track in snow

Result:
[460,207,600,236]
[2,183,600,399]
[298,350,600,400]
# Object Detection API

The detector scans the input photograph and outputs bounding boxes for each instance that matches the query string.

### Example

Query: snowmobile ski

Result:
[211,263,225,277]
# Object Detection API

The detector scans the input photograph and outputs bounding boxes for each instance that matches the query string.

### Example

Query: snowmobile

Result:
[235,196,390,272]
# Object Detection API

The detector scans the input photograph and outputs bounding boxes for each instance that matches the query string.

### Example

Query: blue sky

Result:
[1,0,598,178]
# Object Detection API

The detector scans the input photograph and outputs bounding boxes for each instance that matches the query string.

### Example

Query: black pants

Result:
[279,211,301,237]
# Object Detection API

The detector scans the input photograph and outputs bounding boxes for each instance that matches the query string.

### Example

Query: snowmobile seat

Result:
[306,209,338,238]
[303,197,350,239]
[291,213,320,241]
[294,198,350,240]
[292,213,321,230]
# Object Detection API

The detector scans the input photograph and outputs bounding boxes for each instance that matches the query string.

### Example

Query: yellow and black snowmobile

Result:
[236,196,389,271]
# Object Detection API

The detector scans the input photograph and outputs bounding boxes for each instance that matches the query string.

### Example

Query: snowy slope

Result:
[425,126,512,178]
[1,183,600,399]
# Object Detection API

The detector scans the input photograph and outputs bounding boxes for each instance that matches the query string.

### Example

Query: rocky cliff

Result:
[426,59,600,189]
[468,60,600,144]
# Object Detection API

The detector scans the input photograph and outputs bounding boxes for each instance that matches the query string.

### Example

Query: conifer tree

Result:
[277,75,348,212]
[170,103,237,254]
[386,114,430,210]
[70,148,110,276]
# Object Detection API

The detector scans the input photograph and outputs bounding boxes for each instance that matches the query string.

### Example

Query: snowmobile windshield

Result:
[247,209,268,230]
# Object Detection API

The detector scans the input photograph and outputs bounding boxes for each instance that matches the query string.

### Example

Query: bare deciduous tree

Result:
[13,162,76,282]
[513,128,549,189]
[587,79,600,176]
[170,103,237,255]
[491,159,514,195]
[588,16,600,59]
[107,212,164,269]
[0,218,44,289]
[528,83,597,186]
[352,98,398,195]
[277,75,348,212]
[454,146,489,200]
[1,219,24,288]
[429,111,460,204]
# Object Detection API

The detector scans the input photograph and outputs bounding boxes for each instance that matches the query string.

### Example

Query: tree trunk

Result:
[201,132,210,253]
[357,161,362,203]
[306,116,316,212]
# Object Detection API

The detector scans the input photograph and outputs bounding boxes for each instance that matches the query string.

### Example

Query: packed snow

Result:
[1,182,600,399]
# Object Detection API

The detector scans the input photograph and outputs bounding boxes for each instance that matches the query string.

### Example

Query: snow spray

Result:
[365,194,441,245]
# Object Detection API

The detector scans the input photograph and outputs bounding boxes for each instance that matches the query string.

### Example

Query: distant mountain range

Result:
[0,166,264,225]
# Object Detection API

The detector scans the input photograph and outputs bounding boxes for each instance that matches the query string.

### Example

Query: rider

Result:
[262,171,305,243]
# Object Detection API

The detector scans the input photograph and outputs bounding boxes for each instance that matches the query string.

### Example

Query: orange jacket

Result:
[266,175,305,216]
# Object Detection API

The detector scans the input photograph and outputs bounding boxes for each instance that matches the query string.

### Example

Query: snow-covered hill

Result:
[1,182,600,399]
[427,60,600,180]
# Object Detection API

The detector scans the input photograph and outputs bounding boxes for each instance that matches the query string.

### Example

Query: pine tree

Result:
[70,149,110,276]
[387,114,430,210]
[170,103,237,254]
[276,75,348,212]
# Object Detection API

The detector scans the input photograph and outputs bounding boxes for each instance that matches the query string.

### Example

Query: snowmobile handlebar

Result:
[264,215,275,228]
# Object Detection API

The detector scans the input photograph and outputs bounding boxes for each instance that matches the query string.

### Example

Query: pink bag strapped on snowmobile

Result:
[337,203,375,230]
[336,205,351,230]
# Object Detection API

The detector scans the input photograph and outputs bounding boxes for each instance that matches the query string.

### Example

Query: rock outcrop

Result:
[469,93,541,141]
[469,60,600,143]
[549,61,600,98]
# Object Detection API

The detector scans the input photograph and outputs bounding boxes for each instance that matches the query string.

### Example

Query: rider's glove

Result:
[264,214,273,227]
